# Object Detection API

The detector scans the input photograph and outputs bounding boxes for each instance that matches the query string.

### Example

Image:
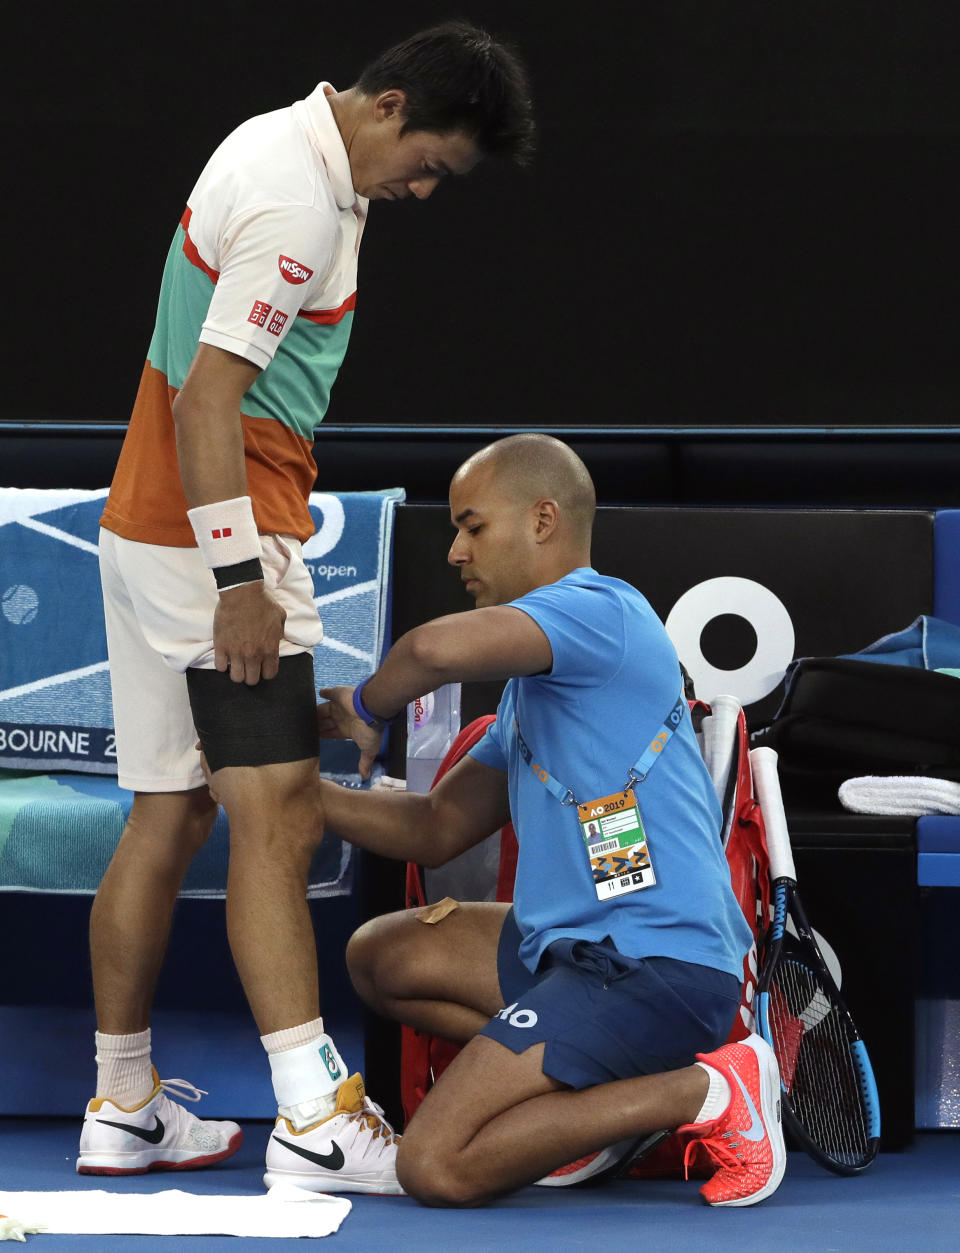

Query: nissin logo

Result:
[278,255,313,284]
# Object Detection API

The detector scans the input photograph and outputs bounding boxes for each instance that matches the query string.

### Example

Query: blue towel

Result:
[0,489,112,770]
[0,486,402,895]
[0,487,403,775]
[0,769,355,898]
[838,615,960,672]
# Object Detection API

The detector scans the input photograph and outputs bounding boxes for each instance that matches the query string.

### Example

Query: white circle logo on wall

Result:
[664,577,795,706]
[2,584,40,625]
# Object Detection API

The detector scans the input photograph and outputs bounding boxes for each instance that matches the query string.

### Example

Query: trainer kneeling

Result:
[316,434,786,1208]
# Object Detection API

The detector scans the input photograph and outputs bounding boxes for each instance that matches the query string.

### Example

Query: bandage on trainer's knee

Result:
[187,652,318,773]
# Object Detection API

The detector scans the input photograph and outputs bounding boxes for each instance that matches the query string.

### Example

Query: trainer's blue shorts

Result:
[479,907,741,1089]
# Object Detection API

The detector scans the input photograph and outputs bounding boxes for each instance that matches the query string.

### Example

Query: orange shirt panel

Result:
[100,362,317,546]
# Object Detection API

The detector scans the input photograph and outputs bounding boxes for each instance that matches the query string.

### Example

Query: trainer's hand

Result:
[318,685,384,781]
[213,581,286,684]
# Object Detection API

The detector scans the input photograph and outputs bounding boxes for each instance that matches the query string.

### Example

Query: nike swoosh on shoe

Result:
[729,1067,766,1141]
[272,1135,346,1170]
[95,1116,165,1144]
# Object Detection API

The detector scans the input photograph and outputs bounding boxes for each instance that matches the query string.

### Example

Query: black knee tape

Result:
[186,652,318,773]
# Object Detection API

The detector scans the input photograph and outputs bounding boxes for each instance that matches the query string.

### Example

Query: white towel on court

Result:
[0,1185,350,1239]
[839,775,960,817]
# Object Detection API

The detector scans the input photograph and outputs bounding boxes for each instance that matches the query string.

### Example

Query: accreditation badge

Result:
[578,788,656,901]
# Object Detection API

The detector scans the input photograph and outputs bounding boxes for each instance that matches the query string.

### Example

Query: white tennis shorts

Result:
[98,528,324,792]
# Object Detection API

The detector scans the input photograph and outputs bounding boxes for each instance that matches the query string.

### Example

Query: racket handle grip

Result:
[702,694,740,790]
[749,746,797,883]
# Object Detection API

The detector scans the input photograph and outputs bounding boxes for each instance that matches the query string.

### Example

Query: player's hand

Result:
[213,581,286,684]
[318,685,384,781]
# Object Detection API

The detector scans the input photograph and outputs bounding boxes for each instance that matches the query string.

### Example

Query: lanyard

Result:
[516,688,687,808]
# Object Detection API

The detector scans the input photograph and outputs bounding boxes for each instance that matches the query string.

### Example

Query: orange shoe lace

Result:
[683,1130,744,1180]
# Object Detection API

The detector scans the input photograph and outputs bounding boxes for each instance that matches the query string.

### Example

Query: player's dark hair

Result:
[356,20,535,165]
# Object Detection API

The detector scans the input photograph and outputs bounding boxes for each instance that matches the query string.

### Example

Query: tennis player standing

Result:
[80,22,534,1194]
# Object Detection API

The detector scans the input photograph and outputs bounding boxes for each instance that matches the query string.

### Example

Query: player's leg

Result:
[80,532,241,1175]
[92,529,220,1048]
[211,747,406,1194]
[189,637,402,1193]
[346,901,511,1043]
[208,753,326,1034]
[89,787,217,1034]
[186,650,329,1037]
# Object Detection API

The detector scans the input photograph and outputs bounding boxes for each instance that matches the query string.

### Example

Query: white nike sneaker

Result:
[263,1072,404,1195]
[77,1072,243,1175]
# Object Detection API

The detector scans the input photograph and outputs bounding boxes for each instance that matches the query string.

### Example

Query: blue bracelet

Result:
[352,681,397,727]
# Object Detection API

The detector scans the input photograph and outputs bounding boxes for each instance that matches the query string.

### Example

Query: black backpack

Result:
[751,657,960,806]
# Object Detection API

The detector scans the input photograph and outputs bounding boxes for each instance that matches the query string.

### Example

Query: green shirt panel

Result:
[147,227,353,439]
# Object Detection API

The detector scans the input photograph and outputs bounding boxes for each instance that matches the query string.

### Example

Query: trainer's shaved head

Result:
[452,434,596,540]
[448,434,596,605]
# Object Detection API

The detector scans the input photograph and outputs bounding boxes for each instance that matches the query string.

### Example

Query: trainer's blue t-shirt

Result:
[469,568,752,979]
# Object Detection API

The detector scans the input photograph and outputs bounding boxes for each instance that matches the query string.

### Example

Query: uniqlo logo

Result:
[267,310,289,337]
[247,300,272,327]
[211,528,233,539]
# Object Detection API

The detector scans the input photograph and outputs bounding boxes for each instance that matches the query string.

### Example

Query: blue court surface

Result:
[1,1123,958,1252]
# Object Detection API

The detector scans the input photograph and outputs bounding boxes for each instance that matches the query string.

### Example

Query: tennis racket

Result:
[749,746,881,1175]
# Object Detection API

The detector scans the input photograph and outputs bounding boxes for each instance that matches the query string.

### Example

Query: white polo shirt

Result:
[102,83,368,547]
[191,82,367,371]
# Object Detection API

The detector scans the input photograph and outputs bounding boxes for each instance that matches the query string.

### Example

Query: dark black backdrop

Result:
[5,2,960,426]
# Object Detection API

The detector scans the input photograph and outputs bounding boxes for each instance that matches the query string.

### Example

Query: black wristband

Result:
[214,558,265,590]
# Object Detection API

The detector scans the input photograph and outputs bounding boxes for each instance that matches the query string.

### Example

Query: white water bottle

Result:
[406,684,461,794]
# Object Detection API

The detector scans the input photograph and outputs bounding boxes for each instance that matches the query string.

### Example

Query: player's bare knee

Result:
[180,786,219,846]
[127,787,217,858]
[269,775,325,854]
[221,768,324,860]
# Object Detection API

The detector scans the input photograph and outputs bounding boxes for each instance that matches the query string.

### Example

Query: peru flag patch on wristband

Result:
[211,528,232,539]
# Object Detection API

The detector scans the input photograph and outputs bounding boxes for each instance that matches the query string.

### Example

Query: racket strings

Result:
[768,956,871,1167]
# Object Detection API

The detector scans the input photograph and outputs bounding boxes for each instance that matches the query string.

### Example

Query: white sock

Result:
[261,1018,348,1131]
[94,1029,155,1108]
[693,1062,732,1124]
